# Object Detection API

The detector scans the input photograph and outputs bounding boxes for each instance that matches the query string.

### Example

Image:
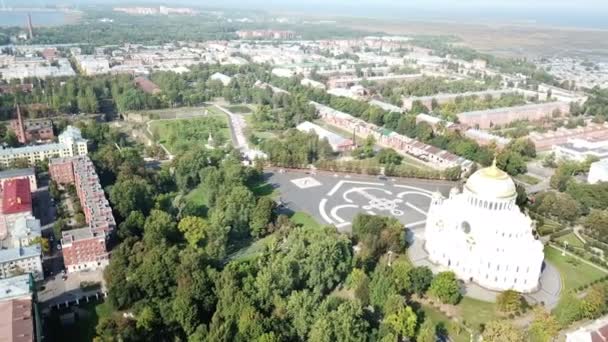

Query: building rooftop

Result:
[458,101,567,118]
[0,168,35,180]
[0,245,41,263]
[0,298,33,342]
[0,274,31,301]
[2,179,32,215]
[61,226,107,247]
[296,121,352,149]
[0,143,70,157]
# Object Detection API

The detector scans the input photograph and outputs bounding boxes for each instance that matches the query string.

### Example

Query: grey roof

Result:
[0,245,41,263]
[0,168,35,180]
[0,143,69,157]
[0,274,31,301]
[458,102,567,118]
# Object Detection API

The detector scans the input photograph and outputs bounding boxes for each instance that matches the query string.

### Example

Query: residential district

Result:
[1,6,608,342]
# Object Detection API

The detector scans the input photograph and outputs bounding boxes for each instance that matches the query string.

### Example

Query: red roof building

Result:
[134,77,161,95]
[2,179,32,215]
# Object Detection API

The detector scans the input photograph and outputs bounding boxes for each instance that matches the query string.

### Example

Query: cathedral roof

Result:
[464,159,516,199]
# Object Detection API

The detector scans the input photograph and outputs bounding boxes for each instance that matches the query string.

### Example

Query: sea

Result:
[0,10,72,27]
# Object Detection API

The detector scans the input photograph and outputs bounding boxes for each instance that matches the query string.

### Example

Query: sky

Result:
[7,0,608,29]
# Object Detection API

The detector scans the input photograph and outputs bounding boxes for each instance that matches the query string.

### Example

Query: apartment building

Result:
[529,123,608,151]
[50,156,116,234]
[0,245,42,280]
[0,168,37,191]
[61,228,109,273]
[10,104,54,144]
[402,89,538,111]
[0,275,34,342]
[312,102,473,172]
[456,102,570,129]
[0,126,87,168]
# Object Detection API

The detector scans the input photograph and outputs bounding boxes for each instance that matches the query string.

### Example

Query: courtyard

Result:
[267,168,454,234]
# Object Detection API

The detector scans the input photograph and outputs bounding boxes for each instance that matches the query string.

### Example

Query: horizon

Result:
[4,0,608,30]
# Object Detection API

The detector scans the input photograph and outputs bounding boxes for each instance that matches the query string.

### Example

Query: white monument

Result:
[424,160,544,293]
[588,159,608,184]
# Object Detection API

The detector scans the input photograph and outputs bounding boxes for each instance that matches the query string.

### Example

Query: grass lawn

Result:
[227,234,275,262]
[248,180,278,198]
[555,233,585,249]
[420,304,470,342]
[131,106,208,120]
[457,297,498,330]
[545,245,607,291]
[515,173,542,185]
[150,114,229,154]
[290,211,321,229]
[227,105,253,113]
[185,184,209,206]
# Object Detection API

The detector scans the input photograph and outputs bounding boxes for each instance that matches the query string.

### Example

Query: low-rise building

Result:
[210,72,232,86]
[2,179,33,230]
[0,126,87,168]
[589,159,608,184]
[403,89,537,111]
[10,105,54,144]
[0,275,34,342]
[0,168,37,191]
[300,78,326,90]
[296,121,354,152]
[554,137,608,162]
[566,314,608,342]
[464,129,511,148]
[529,123,608,151]
[9,216,41,249]
[313,102,473,172]
[74,55,110,75]
[134,76,161,95]
[0,245,42,280]
[61,228,109,273]
[369,100,403,113]
[457,102,570,129]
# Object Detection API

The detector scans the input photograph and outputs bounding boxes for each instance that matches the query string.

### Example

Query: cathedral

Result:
[424,160,544,293]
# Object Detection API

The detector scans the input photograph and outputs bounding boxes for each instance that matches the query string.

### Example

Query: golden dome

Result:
[464,159,516,199]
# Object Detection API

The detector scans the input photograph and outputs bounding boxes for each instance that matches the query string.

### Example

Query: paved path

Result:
[213,104,249,151]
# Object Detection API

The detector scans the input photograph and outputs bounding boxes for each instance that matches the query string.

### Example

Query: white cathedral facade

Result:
[424,161,544,293]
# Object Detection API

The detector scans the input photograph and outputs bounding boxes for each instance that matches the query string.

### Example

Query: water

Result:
[0,10,70,27]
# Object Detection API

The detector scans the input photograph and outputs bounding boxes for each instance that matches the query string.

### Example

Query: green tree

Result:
[178,216,208,247]
[417,319,437,342]
[496,290,525,313]
[29,236,50,254]
[581,284,607,319]
[528,307,559,342]
[384,306,418,340]
[250,197,276,238]
[376,148,403,165]
[109,176,154,217]
[409,266,433,295]
[483,320,526,342]
[429,272,461,304]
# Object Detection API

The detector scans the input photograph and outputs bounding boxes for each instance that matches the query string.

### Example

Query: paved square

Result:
[268,170,455,233]
[290,177,322,189]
